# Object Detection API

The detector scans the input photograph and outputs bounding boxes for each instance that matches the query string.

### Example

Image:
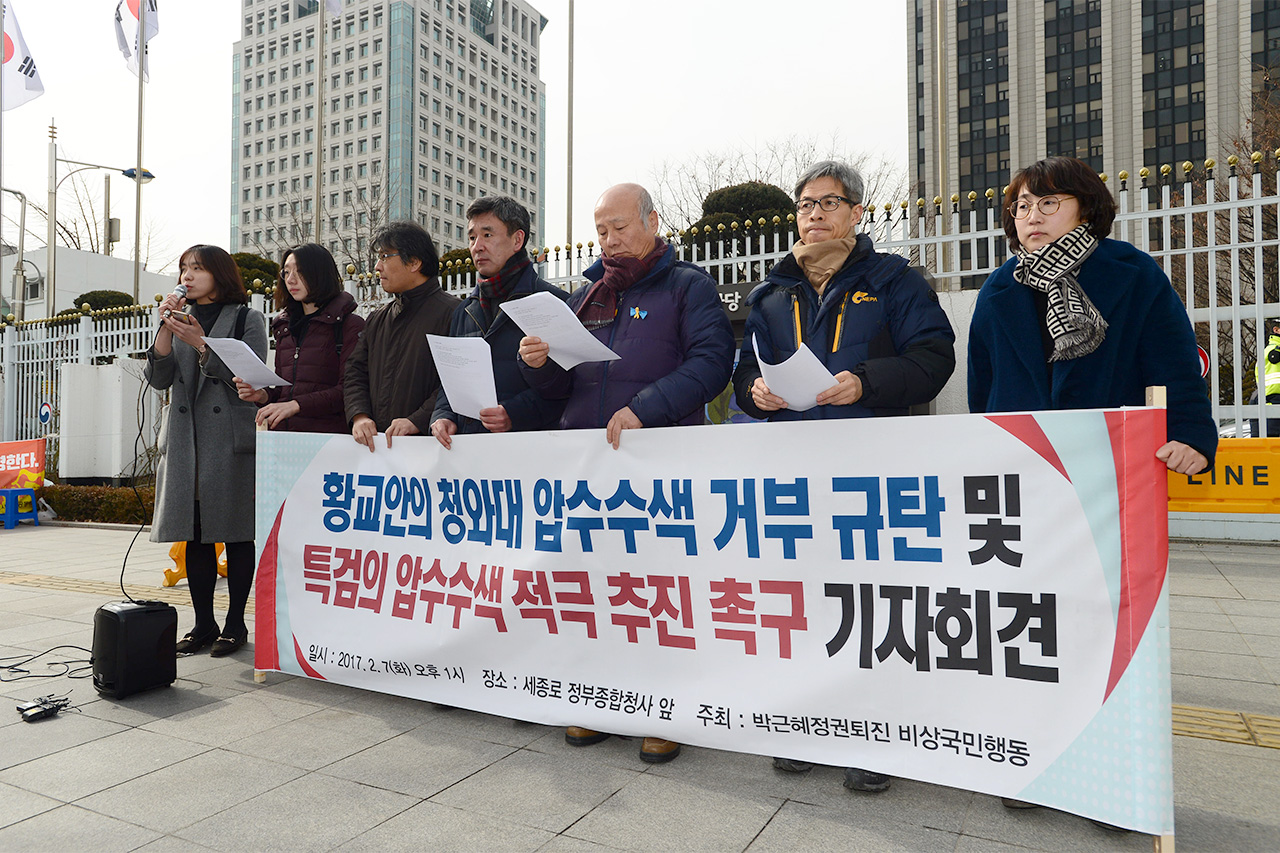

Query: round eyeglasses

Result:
[1009,196,1073,219]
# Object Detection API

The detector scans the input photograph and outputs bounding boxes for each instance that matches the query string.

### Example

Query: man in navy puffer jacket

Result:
[518,182,735,765]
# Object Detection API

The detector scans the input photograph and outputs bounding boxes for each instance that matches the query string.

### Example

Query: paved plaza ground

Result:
[1,522,1277,852]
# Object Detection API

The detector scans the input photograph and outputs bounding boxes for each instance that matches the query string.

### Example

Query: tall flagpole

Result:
[312,10,327,250]
[132,0,147,302]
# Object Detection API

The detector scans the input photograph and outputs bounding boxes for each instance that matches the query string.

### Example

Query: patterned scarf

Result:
[1013,224,1107,361]
[575,238,667,330]
[478,251,530,325]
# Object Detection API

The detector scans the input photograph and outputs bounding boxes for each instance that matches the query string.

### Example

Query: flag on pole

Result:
[2,1,44,111]
[326,0,342,17]
[113,0,158,81]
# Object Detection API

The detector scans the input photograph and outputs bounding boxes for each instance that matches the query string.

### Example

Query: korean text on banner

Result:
[254,410,1173,835]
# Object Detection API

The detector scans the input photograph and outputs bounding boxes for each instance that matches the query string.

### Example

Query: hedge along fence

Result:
[38,485,154,525]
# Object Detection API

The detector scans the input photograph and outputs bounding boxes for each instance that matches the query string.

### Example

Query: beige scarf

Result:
[792,235,860,297]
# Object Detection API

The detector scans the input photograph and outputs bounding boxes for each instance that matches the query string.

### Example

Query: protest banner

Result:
[255,409,1173,834]
[0,438,45,515]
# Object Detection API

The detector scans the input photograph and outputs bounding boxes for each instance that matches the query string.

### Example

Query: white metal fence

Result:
[4,163,1279,469]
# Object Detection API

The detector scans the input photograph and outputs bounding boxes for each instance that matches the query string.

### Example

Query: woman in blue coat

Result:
[968,156,1216,474]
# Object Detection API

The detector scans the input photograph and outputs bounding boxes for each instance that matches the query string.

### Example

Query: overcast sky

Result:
[1,0,908,278]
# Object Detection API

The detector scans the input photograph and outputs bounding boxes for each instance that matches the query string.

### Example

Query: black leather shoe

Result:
[176,627,219,655]
[209,626,249,657]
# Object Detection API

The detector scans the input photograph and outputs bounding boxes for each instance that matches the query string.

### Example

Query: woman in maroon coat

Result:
[234,243,365,432]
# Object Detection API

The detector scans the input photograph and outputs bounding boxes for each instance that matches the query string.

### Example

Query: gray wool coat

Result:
[145,304,269,544]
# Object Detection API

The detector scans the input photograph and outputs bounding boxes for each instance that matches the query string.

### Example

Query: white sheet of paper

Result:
[202,337,289,390]
[753,334,838,413]
[498,290,620,370]
[426,334,499,420]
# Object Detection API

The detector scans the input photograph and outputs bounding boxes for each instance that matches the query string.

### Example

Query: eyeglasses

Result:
[1009,196,1073,219]
[375,251,400,262]
[795,195,855,215]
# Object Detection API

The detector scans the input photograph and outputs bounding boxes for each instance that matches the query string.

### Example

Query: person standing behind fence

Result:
[344,221,459,452]
[233,243,365,433]
[518,182,735,765]
[430,196,568,448]
[731,160,956,795]
[968,156,1217,475]
[146,245,268,657]
[1247,318,1280,438]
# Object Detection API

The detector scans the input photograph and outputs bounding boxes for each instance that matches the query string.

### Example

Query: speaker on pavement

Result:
[92,600,178,699]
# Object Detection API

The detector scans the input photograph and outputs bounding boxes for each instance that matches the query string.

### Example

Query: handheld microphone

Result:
[163,283,188,319]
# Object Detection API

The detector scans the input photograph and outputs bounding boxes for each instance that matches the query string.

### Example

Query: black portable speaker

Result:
[92,600,178,699]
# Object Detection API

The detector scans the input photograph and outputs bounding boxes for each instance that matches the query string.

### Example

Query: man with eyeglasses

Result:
[732,160,955,794]
[344,221,460,452]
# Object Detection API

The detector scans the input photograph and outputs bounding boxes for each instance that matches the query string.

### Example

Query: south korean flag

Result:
[113,0,158,82]
[1,1,44,111]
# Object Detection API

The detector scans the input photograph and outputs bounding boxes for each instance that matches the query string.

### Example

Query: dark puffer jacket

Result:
[431,263,569,434]
[733,234,956,420]
[264,291,366,433]
[522,244,736,429]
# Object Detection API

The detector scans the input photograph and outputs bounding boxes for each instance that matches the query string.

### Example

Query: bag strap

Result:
[334,313,347,357]
[233,304,249,340]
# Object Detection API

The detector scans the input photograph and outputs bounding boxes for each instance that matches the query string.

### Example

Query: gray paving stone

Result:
[336,801,555,852]
[1171,649,1276,684]
[1215,599,1280,618]
[746,798,960,853]
[258,670,365,706]
[77,681,244,727]
[1169,595,1227,614]
[563,772,781,852]
[76,748,304,833]
[1224,581,1280,602]
[783,765,975,835]
[1173,735,1280,822]
[953,837,1042,853]
[0,803,161,852]
[176,770,416,852]
[424,706,556,748]
[0,710,128,772]
[1170,628,1255,655]
[1171,610,1242,633]
[954,795,1149,852]
[226,704,418,771]
[1166,806,1280,853]
[1226,614,1280,637]
[320,723,516,798]
[0,781,59,830]
[0,726,207,802]
[639,744,811,802]
[131,836,220,853]
[139,689,319,747]
[536,835,628,853]
[1166,576,1243,598]
[430,747,642,833]
[1241,632,1280,659]
[1171,674,1280,716]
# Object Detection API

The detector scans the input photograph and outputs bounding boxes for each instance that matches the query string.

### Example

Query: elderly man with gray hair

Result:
[732,160,955,793]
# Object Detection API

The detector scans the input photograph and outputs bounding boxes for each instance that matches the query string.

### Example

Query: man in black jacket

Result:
[429,196,569,448]
[345,221,459,452]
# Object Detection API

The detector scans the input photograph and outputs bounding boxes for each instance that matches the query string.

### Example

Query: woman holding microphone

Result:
[146,245,267,657]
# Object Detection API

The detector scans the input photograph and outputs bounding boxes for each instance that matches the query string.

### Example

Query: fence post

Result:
[2,325,16,442]
[78,313,92,365]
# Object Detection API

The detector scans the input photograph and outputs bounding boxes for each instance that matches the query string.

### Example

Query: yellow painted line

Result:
[1173,704,1280,750]
[0,569,252,615]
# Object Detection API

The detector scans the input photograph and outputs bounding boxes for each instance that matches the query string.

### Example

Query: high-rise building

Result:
[909,0,1271,205]
[232,0,547,272]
